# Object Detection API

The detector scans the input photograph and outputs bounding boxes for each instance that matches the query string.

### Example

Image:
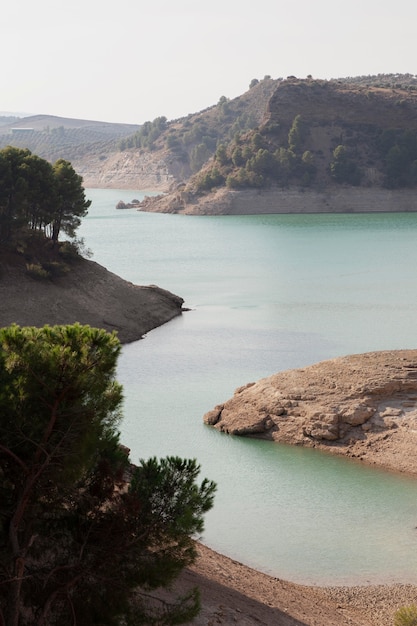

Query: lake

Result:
[78,188,417,586]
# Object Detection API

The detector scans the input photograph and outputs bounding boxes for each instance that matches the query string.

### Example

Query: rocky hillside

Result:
[261,78,417,187]
[78,74,417,195]
[203,350,417,475]
[134,75,417,213]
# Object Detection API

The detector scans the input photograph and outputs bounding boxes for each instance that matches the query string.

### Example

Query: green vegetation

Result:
[0,146,90,245]
[394,605,417,626]
[0,323,216,625]
[118,116,168,151]
[0,146,91,277]
[190,114,317,192]
[330,145,362,185]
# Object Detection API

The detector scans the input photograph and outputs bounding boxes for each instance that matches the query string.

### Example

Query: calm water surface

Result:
[79,189,417,585]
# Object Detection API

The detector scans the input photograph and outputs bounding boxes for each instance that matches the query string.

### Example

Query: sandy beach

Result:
[175,543,417,625]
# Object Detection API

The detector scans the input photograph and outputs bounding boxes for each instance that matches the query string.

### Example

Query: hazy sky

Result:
[2,0,416,124]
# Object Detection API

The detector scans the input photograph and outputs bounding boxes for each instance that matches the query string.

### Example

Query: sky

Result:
[2,0,416,125]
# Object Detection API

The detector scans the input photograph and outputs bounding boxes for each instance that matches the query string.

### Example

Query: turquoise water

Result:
[78,189,417,585]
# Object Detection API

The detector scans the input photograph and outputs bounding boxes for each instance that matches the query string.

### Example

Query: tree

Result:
[246,148,276,177]
[214,143,229,166]
[274,147,296,186]
[0,324,216,625]
[231,146,245,167]
[288,115,307,153]
[190,143,211,173]
[0,146,32,243]
[51,159,91,242]
[21,154,57,233]
[251,133,265,151]
[330,144,362,185]
[0,147,90,247]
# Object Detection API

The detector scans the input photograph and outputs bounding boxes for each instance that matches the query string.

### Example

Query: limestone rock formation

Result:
[204,350,417,474]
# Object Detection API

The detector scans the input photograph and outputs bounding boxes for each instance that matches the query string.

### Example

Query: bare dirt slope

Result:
[0,255,183,343]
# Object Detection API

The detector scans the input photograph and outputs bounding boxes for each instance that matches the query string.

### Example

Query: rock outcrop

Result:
[0,256,183,344]
[204,350,417,475]
[138,186,417,215]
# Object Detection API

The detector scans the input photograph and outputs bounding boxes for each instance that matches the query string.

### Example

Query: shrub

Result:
[41,261,69,277]
[25,263,50,280]
[394,605,417,626]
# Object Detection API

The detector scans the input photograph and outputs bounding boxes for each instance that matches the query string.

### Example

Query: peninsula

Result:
[0,252,183,344]
[203,349,417,476]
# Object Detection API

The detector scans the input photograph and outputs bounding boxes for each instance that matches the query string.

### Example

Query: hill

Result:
[0,114,140,170]
[135,76,417,213]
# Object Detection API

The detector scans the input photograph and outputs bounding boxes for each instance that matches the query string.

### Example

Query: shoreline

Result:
[138,186,417,215]
[174,542,417,626]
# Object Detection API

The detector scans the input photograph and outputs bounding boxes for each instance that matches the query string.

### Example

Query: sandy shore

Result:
[172,543,417,626]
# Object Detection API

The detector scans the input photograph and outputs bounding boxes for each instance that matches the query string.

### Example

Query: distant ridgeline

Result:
[0,114,140,163]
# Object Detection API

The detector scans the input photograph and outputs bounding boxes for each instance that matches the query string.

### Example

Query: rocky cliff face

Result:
[204,350,417,475]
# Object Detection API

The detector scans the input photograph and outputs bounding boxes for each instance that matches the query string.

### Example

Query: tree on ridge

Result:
[0,146,90,246]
